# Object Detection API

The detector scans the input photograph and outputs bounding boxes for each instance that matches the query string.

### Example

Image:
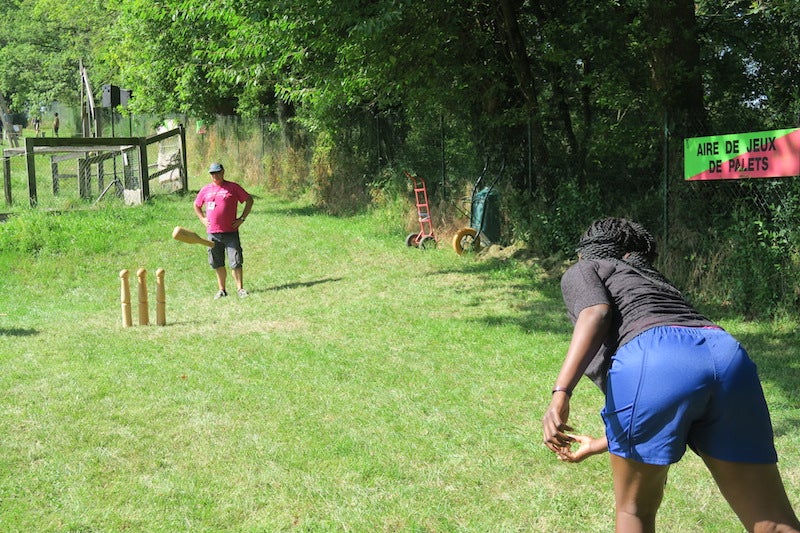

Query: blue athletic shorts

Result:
[601,325,777,465]
[208,232,243,269]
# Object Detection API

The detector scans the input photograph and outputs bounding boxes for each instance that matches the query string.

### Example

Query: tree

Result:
[0,0,115,114]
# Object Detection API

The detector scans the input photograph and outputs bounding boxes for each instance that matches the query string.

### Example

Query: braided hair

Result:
[577,217,674,288]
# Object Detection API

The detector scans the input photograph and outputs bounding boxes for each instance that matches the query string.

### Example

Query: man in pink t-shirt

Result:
[194,162,254,299]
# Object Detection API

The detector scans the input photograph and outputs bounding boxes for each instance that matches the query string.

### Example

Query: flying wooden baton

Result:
[172,226,214,247]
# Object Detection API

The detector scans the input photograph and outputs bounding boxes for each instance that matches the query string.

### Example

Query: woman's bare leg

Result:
[610,454,670,533]
[699,452,799,533]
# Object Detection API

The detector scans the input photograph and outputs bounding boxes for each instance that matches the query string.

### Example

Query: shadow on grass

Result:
[432,257,570,336]
[733,328,800,436]
[474,302,569,335]
[259,205,324,218]
[264,277,343,291]
[0,327,39,336]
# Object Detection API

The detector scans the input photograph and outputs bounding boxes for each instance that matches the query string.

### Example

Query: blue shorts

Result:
[208,232,243,269]
[602,326,777,465]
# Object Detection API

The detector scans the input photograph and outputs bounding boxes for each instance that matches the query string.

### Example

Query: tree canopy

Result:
[2,0,798,207]
[3,0,797,153]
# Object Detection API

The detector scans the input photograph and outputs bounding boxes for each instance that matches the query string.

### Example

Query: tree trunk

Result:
[496,0,550,191]
[641,0,708,139]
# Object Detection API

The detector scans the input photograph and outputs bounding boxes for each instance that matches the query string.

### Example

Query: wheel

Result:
[419,235,437,250]
[453,227,481,255]
[405,232,420,247]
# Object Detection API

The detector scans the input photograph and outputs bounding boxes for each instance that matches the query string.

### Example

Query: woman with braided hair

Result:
[542,217,799,533]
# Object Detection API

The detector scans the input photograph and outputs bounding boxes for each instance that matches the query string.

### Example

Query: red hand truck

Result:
[404,171,437,249]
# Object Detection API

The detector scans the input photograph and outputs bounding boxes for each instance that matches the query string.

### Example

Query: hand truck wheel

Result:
[418,236,437,250]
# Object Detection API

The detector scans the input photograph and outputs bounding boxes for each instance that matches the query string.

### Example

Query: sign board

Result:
[684,127,800,181]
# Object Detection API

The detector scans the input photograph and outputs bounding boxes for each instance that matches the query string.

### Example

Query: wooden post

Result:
[155,268,166,326]
[78,158,91,199]
[51,157,59,195]
[137,268,149,326]
[138,138,150,201]
[119,269,132,327]
[178,124,188,194]
[24,137,37,207]
[3,154,11,206]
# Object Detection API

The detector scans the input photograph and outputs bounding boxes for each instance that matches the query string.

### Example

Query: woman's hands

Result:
[543,303,612,457]
[543,394,608,462]
[555,434,608,463]
[542,391,574,453]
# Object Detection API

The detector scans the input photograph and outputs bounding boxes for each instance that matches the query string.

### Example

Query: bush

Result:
[506,180,604,257]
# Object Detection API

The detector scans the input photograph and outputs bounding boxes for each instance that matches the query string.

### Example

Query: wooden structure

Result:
[2,125,188,206]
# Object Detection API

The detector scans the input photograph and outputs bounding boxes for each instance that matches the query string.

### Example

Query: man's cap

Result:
[208,162,224,173]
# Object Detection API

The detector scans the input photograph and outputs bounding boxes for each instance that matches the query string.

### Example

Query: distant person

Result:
[193,162,254,299]
[52,113,59,136]
[33,116,41,137]
[10,124,20,147]
[542,217,800,533]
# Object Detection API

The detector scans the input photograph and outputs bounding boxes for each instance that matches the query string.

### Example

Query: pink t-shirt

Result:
[194,181,250,233]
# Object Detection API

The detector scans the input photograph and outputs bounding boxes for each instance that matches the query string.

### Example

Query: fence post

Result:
[78,158,91,199]
[25,137,37,206]
[138,137,150,201]
[3,154,11,205]
[179,124,188,194]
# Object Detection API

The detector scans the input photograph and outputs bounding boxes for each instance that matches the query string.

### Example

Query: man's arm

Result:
[194,203,208,227]
[234,195,254,228]
[240,195,254,220]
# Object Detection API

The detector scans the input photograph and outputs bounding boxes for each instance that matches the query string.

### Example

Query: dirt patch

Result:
[477,242,572,280]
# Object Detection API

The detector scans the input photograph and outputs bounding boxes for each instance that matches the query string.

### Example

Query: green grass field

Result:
[0,184,798,532]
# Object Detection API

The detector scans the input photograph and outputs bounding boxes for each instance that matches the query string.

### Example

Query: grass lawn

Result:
[0,184,798,532]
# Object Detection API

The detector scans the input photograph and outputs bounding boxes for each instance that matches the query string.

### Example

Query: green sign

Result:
[684,128,800,181]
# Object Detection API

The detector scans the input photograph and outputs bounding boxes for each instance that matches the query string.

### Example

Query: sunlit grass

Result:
[0,191,797,531]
